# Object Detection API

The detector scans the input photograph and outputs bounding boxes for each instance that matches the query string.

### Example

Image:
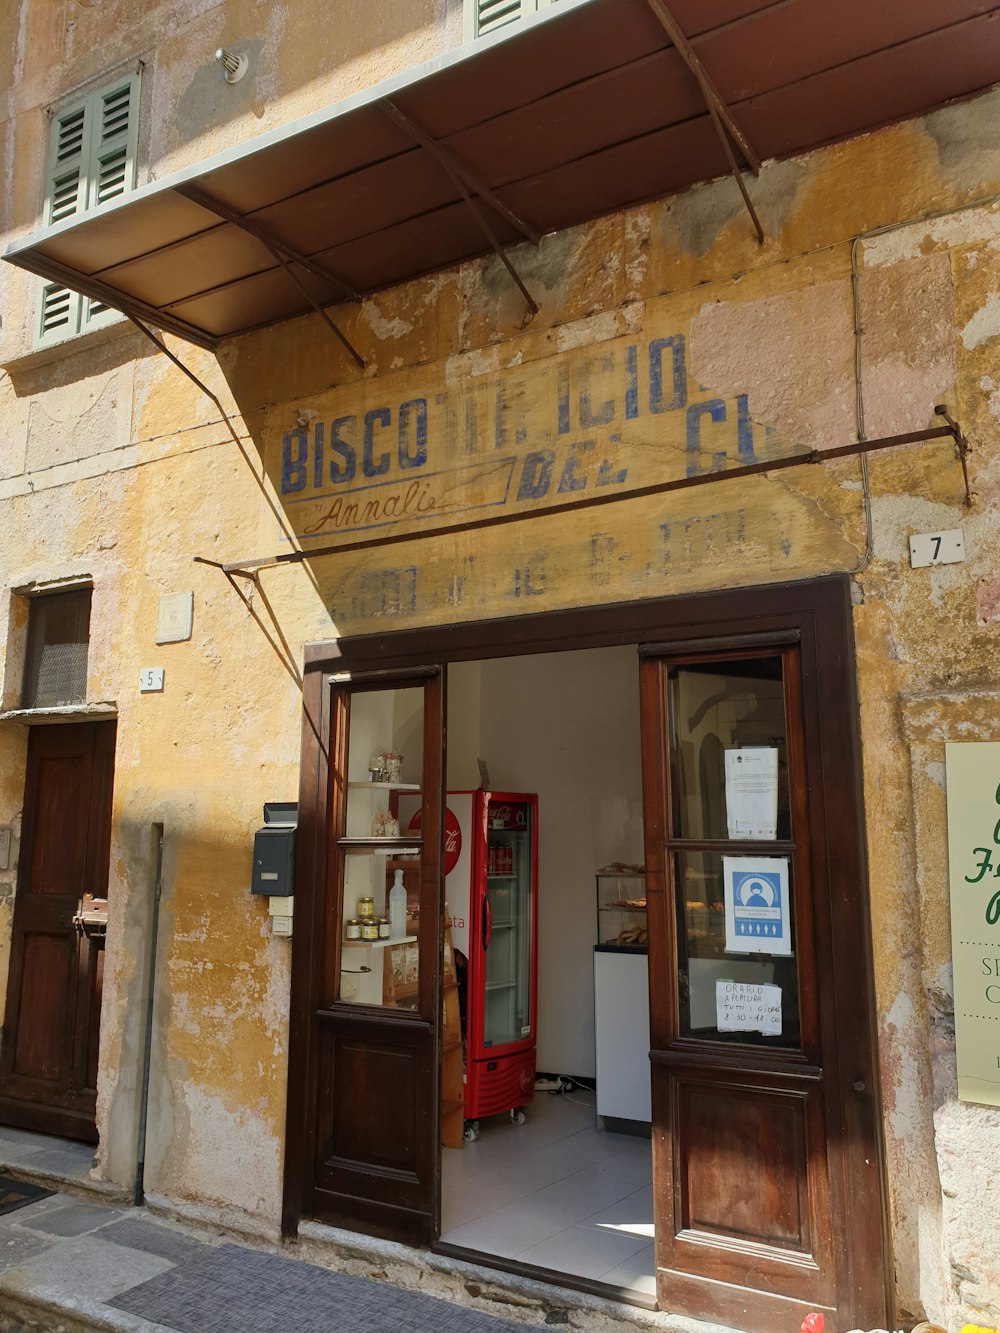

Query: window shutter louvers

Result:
[46,103,86,224]
[466,0,554,42]
[90,78,137,208]
[38,72,139,344]
[39,283,74,337]
[476,0,527,37]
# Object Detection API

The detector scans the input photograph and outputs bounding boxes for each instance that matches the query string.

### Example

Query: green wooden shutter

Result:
[88,75,138,209]
[466,0,555,41]
[39,282,77,339]
[38,71,139,344]
[45,100,87,224]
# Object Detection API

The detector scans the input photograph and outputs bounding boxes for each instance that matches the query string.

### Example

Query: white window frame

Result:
[464,0,558,42]
[37,70,140,347]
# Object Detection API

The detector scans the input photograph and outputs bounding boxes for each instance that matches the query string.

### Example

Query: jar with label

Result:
[377,917,391,939]
[357,896,376,918]
[361,919,379,942]
[344,918,361,940]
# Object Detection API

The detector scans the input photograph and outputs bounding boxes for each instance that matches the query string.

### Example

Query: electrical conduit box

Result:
[251,803,297,935]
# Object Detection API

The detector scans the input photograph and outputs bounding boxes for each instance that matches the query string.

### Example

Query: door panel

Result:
[641,641,842,1331]
[0,721,115,1143]
[298,668,444,1246]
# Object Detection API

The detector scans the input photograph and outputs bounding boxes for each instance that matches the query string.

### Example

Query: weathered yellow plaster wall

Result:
[2,3,1000,1326]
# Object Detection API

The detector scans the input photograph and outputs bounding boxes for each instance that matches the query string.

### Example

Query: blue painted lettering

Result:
[398,399,428,469]
[517,451,555,500]
[579,354,615,429]
[330,415,356,483]
[281,429,308,493]
[685,399,727,476]
[624,345,639,420]
[363,408,391,477]
[649,336,687,413]
[557,439,595,493]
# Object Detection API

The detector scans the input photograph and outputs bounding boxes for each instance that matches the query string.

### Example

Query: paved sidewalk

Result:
[0,1187,540,1333]
[0,1125,725,1333]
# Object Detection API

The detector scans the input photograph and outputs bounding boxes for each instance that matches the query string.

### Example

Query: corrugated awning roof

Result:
[6,0,1000,351]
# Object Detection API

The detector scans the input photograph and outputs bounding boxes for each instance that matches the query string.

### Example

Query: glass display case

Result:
[595,870,647,951]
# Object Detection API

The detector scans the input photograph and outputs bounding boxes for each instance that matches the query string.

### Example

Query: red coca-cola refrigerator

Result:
[401,790,538,1142]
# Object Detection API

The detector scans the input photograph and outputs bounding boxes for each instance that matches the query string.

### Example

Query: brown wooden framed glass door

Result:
[285,665,445,1245]
[639,627,888,1333]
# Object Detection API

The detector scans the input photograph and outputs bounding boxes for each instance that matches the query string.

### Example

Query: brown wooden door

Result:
[286,667,445,1245]
[639,632,888,1333]
[0,721,115,1143]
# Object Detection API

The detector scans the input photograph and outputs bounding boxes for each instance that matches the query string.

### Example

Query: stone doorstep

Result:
[0,1159,131,1209]
[295,1219,736,1333]
[0,1289,150,1333]
[141,1195,742,1333]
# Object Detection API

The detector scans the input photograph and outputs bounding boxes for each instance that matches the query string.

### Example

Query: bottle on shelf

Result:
[389,868,407,938]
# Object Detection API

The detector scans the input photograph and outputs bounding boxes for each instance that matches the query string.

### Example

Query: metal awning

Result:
[6,0,1000,351]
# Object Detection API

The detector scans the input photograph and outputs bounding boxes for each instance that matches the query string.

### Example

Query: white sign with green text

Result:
[946,741,1000,1107]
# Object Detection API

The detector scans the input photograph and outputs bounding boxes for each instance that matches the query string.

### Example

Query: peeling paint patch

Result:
[555,311,620,353]
[689,279,855,449]
[960,291,1000,349]
[976,575,1000,625]
[363,301,414,342]
[881,992,925,1147]
[858,251,956,437]
[445,346,499,383]
[925,760,946,790]
[862,203,1000,267]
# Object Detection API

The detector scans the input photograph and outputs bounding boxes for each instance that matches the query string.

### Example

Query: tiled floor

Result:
[440,1089,655,1298]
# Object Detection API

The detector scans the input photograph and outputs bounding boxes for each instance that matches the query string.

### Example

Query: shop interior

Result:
[437,645,655,1298]
[339,643,789,1300]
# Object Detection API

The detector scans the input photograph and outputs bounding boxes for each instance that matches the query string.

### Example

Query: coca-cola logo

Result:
[407,805,463,876]
[443,811,462,876]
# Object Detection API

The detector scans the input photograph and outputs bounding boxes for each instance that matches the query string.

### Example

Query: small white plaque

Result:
[909,529,964,568]
[139,667,165,692]
[156,590,194,643]
[0,827,10,871]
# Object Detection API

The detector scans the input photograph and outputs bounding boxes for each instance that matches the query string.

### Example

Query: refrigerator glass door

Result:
[482,806,532,1048]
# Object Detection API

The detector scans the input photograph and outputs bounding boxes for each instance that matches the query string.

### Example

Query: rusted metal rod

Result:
[645,0,761,174]
[381,99,541,245]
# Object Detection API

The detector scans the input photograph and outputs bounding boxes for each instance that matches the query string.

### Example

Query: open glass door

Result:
[299,667,444,1245]
[639,640,839,1332]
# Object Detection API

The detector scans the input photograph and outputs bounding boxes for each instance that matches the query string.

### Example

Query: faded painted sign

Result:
[262,292,869,631]
[269,323,788,544]
[945,742,1000,1108]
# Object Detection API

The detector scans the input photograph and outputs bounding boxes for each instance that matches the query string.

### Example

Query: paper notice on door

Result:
[716,980,782,1036]
[723,856,792,956]
[724,747,778,839]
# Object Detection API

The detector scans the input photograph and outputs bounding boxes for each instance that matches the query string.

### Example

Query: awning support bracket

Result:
[193,558,303,691]
[645,0,764,243]
[934,403,973,506]
[200,410,973,577]
[380,99,541,319]
[174,183,367,368]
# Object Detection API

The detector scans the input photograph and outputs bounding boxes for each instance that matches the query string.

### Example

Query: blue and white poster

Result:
[722,856,792,956]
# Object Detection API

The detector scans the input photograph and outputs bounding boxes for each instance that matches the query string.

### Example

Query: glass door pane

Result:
[337,685,425,1010]
[482,800,532,1048]
[670,658,789,841]
[667,654,801,1049]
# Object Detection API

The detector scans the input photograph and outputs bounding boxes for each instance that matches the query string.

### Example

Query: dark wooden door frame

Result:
[284,575,891,1328]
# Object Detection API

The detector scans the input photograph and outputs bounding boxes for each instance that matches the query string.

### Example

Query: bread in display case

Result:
[595,868,646,951]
